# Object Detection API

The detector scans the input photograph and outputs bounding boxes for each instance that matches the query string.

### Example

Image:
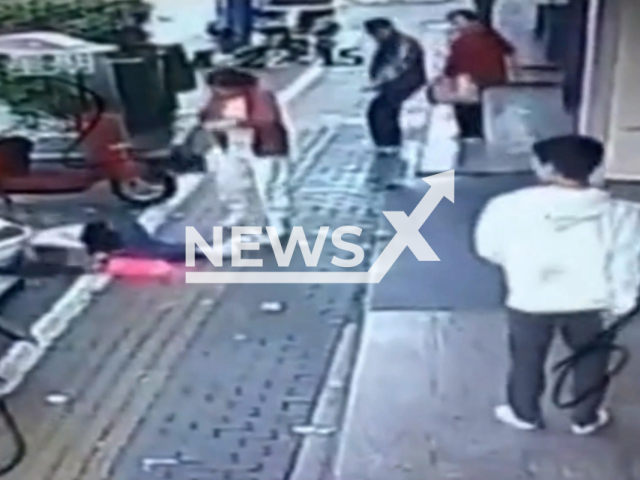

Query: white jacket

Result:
[474,185,640,316]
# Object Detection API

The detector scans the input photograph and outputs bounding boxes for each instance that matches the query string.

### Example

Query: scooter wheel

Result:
[110,172,177,208]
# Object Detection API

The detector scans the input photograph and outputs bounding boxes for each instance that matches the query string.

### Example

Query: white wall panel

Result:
[603,0,640,179]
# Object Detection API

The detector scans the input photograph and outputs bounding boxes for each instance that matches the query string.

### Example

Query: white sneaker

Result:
[494,405,539,431]
[571,409,610,435]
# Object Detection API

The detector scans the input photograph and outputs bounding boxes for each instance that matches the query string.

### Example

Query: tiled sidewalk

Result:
[0,54,315,368]
[1,121,384,480]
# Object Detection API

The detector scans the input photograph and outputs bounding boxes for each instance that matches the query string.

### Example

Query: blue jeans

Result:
[114,219,207,263]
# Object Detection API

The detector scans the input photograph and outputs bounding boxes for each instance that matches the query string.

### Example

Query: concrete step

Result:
[455,84,574,174]
[418,84,573,176]
[483,84,573,146]
[516,66,563,85]
[457,141,531,174]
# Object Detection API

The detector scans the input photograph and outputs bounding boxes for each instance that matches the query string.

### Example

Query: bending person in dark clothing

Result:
[364,18,426,152]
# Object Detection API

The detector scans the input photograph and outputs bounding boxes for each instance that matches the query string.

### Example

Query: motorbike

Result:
[0,31,178,207]
[0,112,177,208]
[205,13,357,69]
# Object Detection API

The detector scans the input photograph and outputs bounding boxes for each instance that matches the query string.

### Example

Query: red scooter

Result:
[0,31,178,208]
[0,110,177,207]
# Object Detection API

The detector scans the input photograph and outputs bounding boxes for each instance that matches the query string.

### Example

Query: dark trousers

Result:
[473,0,495,26]
[367,94,404,148]
[454,104,484,139]
[117,220,207,263]
[506,309,610,426]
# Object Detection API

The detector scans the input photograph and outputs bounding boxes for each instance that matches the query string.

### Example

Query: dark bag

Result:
[169,126,211,173]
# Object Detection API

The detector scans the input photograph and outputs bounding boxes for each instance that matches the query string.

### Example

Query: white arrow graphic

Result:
[185,170,454,284]
[368,169,454,283]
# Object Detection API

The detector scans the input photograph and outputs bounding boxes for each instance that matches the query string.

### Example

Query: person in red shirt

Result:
[198,67,292,239]
[443,9,516,140]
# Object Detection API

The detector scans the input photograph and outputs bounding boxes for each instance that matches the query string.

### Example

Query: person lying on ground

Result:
[0,218,212,277]
[80,220,213,268]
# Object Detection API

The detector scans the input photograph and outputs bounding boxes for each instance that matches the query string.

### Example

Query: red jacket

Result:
[444,25,515,88]
[199,87,289,157]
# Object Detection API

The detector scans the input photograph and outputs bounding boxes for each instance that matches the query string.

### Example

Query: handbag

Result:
[427,74,480,105]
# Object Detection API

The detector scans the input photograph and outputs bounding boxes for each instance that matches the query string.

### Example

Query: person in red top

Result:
[199,67,292,240]
[443,9,516,140]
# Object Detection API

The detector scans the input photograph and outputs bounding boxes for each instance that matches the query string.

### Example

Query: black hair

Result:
[205,67,258,88]
[80,220,123,255]
[364,17,394,35]
[446,9,480,23]
[533,135,604,183]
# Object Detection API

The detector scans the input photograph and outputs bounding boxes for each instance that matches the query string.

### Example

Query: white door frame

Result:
[577,0,603,135]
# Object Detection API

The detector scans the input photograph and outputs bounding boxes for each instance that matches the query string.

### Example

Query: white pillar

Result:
[583,0,640,180]
[577,0,604,135]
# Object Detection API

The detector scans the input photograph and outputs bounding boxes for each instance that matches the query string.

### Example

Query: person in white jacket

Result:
[474,135,640,435]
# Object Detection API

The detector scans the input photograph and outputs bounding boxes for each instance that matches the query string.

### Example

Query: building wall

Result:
[581,0,640,180]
